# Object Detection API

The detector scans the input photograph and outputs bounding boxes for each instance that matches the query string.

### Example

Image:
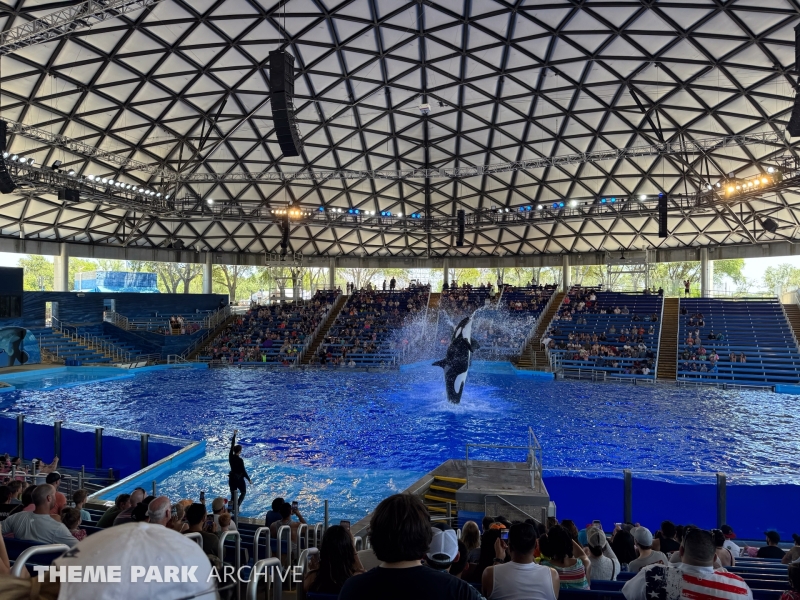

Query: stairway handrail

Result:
[181,305,232,360]
[297,293,341,365]
[653,294,666,379]
[303,293,347,364]
[779,297,800,354]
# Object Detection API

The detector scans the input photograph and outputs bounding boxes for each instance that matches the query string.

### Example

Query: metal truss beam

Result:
[6,120,785,183]
[0,0,165,56]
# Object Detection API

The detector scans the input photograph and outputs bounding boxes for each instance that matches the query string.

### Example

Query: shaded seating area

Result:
[677,298,800,385]
[199,290,339,365]
[313,286,429,367]
[545,288,663,379]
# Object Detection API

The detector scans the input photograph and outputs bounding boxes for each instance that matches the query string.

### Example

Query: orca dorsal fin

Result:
[432,359,447,368]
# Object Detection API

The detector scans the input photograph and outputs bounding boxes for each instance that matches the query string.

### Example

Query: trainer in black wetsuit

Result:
[228,430,251,509]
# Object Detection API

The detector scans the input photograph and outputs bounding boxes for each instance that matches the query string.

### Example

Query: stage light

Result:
[397,213,403,217]
[207,198,214,204]
[156,193,161,197]
[552,203,558,209]
[525,205,532,211]
[610,197,616,203]
[165,194,170,199]
[569,200,578,207]
[640,194,647,200]
[600,198,607,203]
[11,155,18,161]
[761,177,769,184]
[768,167,775,173]
[727,186,734,194]
[68,170,75,176]
[716,183,721,188]
[2,152,8,158]
[87,175,95,180]
[536,205,542,210]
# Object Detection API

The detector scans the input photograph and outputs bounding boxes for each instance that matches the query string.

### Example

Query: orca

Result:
[433,314,480,404]
[0,327,29,367]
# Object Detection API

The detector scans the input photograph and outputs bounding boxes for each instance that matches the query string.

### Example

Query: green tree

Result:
[70,258,99,290]
[96,259,125,271]
[213,264,253,301]
[763,263,800,295]
[152,262,203,293]
[18,255,53,291]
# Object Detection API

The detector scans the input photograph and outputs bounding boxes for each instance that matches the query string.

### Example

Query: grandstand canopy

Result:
[1,0,799,260]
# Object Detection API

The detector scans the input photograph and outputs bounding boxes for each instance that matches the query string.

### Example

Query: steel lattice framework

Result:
[1,0,800,258]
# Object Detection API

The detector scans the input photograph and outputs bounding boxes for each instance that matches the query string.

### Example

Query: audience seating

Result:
[677,298,800,385]
[30,327,113,364]
[545,287,663,379]
[199,290,339,366]
[313,286,429,367]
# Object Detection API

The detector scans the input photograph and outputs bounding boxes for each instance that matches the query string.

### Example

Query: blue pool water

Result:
[2,365,799,523]
[0,367,134,391]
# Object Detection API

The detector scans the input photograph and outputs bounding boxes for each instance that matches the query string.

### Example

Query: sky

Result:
[2,251,800,291]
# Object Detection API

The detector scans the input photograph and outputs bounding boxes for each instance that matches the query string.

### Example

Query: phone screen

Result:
[340,520,351,531]
[171,506,178,518]
[500,530,509,541]
[292,501,298,510]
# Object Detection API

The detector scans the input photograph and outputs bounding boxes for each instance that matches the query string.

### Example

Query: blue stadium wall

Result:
[0,291,229,328]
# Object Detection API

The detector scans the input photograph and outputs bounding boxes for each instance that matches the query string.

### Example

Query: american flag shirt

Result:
[623,563,753,600]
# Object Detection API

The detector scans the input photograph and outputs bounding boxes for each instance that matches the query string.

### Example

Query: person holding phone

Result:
[269,501,307,564]
[228,429,251,509]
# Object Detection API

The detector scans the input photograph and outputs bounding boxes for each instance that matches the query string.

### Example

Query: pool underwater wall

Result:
[0,413,186,478]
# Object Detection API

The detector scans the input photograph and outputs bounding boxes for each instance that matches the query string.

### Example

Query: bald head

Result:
[681,529,715,566]
[32,484,55,511]
[146,496,171,525]
[129,488,146,506]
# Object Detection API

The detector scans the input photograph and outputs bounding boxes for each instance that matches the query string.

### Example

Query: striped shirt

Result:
[622,563,753,600]
[540,558,589,590]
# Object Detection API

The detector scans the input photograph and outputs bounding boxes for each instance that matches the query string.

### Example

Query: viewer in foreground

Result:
[622,528,753,600]
[338,493,482,600]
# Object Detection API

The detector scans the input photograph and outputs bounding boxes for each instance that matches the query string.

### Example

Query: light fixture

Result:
[2,152,8,158]
[536,205,542,210]
[101,178,107,184]
[156,193,161,197]
[207,198,214,204]
[727,186,734,194]
[716,183,721,188]
[768,167,775,174]
[761,177,768,184]
[569,200,578,207]
[68,169,76,176]
[165,194,170,199]
[397,213,403,217]
[11,155,18,161]
[640,194,648,200]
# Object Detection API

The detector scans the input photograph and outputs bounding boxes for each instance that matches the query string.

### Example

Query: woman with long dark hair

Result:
[304,525,365,594]
[540,524,591,589]
[465,527,502,583]
[610,529,637,569]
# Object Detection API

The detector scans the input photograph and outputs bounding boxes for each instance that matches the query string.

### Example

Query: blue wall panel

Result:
[23,421,54,462]
[632,479,716,532]
[0,417,17,455]
[728,484,800,540]
[545,476,623,530]
[61,429,97,470]
[149,440,182,464]
[102,435,140,478]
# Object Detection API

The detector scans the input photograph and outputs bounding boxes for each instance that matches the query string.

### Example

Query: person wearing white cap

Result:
[585,527,620,581]
[28,522,218,600]
[426,528,460,572]
[482,522,559,600]
[627,527,667,573]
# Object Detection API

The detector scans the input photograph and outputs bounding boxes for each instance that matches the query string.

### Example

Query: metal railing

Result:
[104,310,130,330]
[50,317,139,363]
[179,305,233,360]
[466,426,543,493]
[653,292,666,379]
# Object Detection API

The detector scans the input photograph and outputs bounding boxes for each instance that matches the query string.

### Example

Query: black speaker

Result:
[270,50,303,157]
[658,194,668,238]
[58,188,79,203]
[789,24,800,136]
[0,121,17,194]
[456,210,465,247]
[762,217,778,234]
[280,215,290,256]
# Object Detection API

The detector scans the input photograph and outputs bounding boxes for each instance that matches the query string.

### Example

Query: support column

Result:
[202,252,212,294]
[54,243,69,292]
[329,257,336,290]
[561,254,571,292]
[442,259,449,287]
[700,248,713,298]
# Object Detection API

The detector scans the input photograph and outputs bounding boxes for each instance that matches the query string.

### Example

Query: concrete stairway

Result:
[656,297,680,380]
[515,292,565,370]
[34,329,112,364]
[301,295,347,365]
[188,313,238,360]
[784,304,800,350]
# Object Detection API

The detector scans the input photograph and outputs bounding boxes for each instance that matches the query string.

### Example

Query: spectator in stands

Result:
[783,534,800,565]
[751,530,786,559]
[740,352,747,363]
[0,486,21,522]
[462,521,481,563]
[628,527,668,573]
[425,528,461,573]
[45,472,67,516]
[6,481,22,505]
[265,496,285,527]
[712,529,735,567]
[585,526,620,580]
[72,489,90,523]
[720,525,740,559]
[62,506,85,541]
[211,496,236,531]
[540,524,590,589]
[483,516,496,533]
[269,501,307,557]
[183,503,221,559]
[610,529,637,569]
[782,563,800,600]
[97,492,130,528]
[338,493,481,600]
[217,512,232,533]
[654,521,680,554]
[622,528,753,600]
[1,484,76,546]
[390,277,396,291]
[113,487,146,526]
[481,522,559,600]
[467,527,503,583]
[683,280,691,296]
[305,524,365,594]
[145,496,172,526]
[228,429,251,509]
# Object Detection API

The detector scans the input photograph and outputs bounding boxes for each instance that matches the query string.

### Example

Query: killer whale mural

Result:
[0,327,41,368]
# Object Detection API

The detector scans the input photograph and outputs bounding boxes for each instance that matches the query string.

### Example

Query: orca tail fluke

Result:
[432,359,447,368]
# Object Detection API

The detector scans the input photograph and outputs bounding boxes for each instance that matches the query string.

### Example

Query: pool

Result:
[0,367,134,391]
[2,365,799,523]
